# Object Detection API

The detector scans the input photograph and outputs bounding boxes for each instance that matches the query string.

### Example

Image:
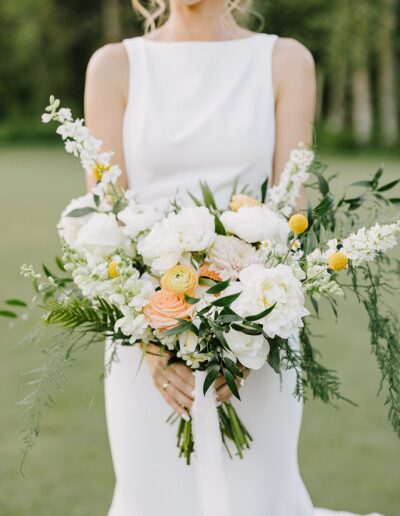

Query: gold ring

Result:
[240,378,245,387]
[162,382,170,391]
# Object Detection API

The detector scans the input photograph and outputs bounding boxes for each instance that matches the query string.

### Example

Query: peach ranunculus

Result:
[199,263,223,282]
[160,264,198,295]
[144,290,195,330]
[228,194,261,212]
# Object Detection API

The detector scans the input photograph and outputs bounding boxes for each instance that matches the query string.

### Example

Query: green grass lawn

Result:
[0,147,399,515]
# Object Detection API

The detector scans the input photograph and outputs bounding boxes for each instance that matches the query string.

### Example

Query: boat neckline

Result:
[139,33,267,46]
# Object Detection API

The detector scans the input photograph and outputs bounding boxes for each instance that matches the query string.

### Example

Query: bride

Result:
[84,1,382,515]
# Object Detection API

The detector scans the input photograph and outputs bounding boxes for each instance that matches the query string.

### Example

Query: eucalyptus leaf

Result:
[206,279,230,295]
[211,292,241,307]
[245,304,276,322]
[203,365,221,395]
[6,299,27,307]
[66,207,97,218]
[223,368,240,400]
[0,310,17,318]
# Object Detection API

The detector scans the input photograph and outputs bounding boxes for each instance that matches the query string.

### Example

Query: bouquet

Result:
[4,97,400,469]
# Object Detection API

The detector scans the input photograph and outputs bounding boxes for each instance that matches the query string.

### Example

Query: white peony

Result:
[118,203,161,239]
[220,205,289,244]
[225,329,269,369]
[57,193,111,247]
[138,206,216,273]
[231,264,309,340]
[75,213,125,265]
[207,235,260,280]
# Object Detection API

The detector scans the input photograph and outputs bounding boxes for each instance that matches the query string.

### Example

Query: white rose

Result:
[221,206,289,244]
[225,329,269,370]
[118,203,161,239]
[57,193,111,247]
[232,264,309,340]
[75,213,125,264]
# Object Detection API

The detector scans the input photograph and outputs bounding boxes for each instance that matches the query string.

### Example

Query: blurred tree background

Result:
[0,0,399,148]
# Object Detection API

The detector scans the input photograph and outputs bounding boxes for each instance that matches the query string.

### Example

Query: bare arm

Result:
[272,38,317,187]
[84,43,129,191]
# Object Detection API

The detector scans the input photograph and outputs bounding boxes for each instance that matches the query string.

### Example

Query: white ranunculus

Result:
[231,264,309,340]
[175,206,216,252]
[75,213,125,264]
[220,205,289,244]
[57,193,111,247]
[225,329,269,370]
[207,235,260,280]
[118,203,161,239]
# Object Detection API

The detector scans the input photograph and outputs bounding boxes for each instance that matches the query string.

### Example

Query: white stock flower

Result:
[118,202,161,239]
[231,264,309,339]
[220,205,289,245]
[225,330,269,369]
[266,145,314,216]
[207,235,260,280]
[114,313,149,342]
[75,213,124,264]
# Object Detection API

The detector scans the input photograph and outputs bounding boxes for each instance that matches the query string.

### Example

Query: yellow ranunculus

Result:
[328,251,348,272]
[161,264,198,296]
[108,261,119,279]
[229,194,261,212]
[288,214,309,234]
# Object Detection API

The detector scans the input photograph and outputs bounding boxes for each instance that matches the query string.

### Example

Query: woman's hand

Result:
[215,366,250,404]
[145,344,195,420]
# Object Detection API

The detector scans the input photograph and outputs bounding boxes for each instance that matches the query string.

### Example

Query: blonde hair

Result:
[131,0,259,34]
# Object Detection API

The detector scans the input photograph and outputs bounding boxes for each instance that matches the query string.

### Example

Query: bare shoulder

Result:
[272,38,315,93]
[86,43,129,98]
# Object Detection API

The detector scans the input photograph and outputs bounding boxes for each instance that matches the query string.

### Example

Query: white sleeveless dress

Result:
[104,34,382,516]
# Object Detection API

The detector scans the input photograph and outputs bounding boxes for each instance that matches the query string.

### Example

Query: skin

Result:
[84,0,316,418]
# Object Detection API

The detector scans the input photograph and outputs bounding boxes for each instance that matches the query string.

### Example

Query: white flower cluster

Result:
[207,235,260,280]
[266,145,314,217]
[64,249,155,343]
[341,221,400,266]
[42,96,121,198]
[138,206,216,274]
[304,249,344,298]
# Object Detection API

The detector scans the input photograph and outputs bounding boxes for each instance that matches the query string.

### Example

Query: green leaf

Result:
[310,296,319,316]
[350,180,372,188]
[217,314,243,324]
[232,323,262,336]
[55,256,66,272]
[184,294,200,305]
[314,193,334,216]
[230,176,240,197]
[66,207,97,218]
[211,292,241,307]
[214,214,227,236]
[267,343,281,373]
[206,279,230,295]
[223,357,242,377]
[203,364,221,395]
[162,320,194,337]
[315,172,329,196]
[244,304,276,322]
[199,181,217,210]
[261,177,268,203]
[6,299,27,307]
[187,190,203,207]
[42,264,55,278]
[371,166,384,189]
[389,198,400,205]
[93,194,100,207]
[0,310,17,318]
[223,368,240,400]
[378,179,400,192]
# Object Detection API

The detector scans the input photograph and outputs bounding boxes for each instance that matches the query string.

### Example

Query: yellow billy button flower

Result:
[161,264,198,296]
[229,194,261,212]
[108,261,119,279]
[328,251,348,272]
[288,214,309,235]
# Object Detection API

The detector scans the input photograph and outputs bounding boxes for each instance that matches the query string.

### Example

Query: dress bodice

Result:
[122,33,278,210]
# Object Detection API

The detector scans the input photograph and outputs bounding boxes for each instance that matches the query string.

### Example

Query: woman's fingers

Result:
[171,362,195,389]
[163,367,195,402]
[160,386,190,420]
